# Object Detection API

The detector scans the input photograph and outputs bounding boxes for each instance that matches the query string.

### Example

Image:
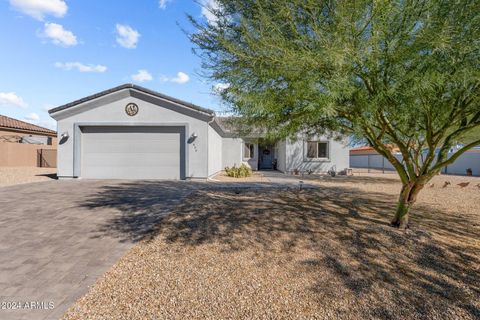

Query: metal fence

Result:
[350,152,480,176]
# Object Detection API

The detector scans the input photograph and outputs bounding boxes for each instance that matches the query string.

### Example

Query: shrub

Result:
[224,164,252,178]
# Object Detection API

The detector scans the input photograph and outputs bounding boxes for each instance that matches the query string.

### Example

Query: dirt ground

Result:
[63,173,480,320]
[0,167,57,187]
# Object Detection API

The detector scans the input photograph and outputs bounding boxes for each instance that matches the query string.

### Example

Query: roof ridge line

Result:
[48,84,215,116]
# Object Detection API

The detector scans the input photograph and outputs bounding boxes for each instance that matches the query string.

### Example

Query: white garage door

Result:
[80,126,185,179]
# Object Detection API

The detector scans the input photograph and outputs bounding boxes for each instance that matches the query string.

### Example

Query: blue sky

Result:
[0,0,223,130]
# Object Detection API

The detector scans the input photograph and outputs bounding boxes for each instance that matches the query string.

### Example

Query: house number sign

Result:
[125,103,139,116]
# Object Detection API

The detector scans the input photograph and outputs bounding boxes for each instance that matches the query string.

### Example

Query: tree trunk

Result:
[391,182,424,230]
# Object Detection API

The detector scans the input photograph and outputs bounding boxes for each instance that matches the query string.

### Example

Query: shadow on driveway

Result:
[79,181,198,242]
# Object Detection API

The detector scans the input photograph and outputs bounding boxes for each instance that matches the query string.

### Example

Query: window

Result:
[306,141,329,159]
[244,143,255,159]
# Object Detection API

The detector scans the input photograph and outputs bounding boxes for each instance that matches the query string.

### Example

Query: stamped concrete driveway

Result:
[0,179,197,320]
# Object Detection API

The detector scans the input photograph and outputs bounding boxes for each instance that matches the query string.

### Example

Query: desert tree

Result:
[188,0,480,229]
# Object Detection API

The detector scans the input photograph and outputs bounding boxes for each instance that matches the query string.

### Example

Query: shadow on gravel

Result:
[81,181,480,319]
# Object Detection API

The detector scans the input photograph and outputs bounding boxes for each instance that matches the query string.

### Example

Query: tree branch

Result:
[362,125,410,184]
[432,139,480,171]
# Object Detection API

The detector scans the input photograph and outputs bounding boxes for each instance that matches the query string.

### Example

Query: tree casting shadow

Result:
[80,181,479,319]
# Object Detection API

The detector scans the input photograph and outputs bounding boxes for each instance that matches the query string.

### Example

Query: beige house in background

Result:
[0,115,57,167]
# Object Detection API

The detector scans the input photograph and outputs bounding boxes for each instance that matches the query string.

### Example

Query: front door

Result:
[259,145,274,169]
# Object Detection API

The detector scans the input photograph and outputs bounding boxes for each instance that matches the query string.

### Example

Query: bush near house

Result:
[224,164,252,178]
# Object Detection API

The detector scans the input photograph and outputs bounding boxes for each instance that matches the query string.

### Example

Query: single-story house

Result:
[49,84,349,180]
[0,114,57,167]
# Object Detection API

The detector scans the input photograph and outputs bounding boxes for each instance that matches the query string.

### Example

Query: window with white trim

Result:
[244,143,255,159]
[306,141,329,159]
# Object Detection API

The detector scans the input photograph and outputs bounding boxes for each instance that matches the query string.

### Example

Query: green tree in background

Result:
[189,0,480,229]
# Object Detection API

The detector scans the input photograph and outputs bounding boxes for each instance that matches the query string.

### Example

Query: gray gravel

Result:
[62,176,480,320]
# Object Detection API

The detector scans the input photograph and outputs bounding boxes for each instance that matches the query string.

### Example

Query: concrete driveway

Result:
[0,179,196,320]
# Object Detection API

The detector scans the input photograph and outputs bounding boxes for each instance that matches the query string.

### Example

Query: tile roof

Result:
[213,116,266,138]
[350,144,399,153]
[48,83,215,116]
[350,146,374,152]
[0,114,56,136]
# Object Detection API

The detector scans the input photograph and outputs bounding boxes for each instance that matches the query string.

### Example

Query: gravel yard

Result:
[0,167,57,186]
[63,174,480,320]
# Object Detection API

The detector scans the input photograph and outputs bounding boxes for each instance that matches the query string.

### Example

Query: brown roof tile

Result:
[0,114,56,136]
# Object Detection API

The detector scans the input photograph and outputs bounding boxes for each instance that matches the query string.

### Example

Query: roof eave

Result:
[48,84,215,117]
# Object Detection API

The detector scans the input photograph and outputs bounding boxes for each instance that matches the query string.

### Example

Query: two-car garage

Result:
[80,126,185,180]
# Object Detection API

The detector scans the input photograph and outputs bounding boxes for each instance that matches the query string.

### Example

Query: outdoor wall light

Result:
[59,131,70,145]
[187,132,198,144]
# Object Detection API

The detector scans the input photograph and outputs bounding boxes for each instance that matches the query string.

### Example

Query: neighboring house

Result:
[350,145,480,176]
[0,115,57,167]
[49,84,349,180]
[349,145,400,155]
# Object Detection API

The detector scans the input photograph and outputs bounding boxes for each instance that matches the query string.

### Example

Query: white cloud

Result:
[9,0,67,21]
[171,72,190,84]
[160,72,190,84]
[42,22,77,47]
[23,113,57,130]
[159,0,173,9]
[0,92,28,108]
[213,82,230,93]
[201,0,220,25]
[115,24,140,49]
[24,112,40,121]
[55,62,107,73]
[131,69,153,82]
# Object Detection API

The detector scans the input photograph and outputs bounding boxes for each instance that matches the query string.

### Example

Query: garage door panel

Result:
[83,153,180,167]
[85,134,180,142]
[82,126,182,134]
[84,141,180,154]
[80,126,185,179]
[84,166,180,180]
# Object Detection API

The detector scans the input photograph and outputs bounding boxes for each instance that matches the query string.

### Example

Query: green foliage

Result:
[189,0,480,226]
[225,164,252,178]
[189,0,479,181]
[460,127,480,144]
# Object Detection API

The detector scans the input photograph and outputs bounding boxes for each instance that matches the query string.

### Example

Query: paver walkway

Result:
[0,179,196,320]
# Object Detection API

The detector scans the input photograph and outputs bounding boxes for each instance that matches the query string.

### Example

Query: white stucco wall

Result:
[207,125,223,176]
[286,135,349,173]
[53,92,210,179]
[222,137,242,168]
[221,138,259,170]
[275,139,287,172]
[243,140,259,171]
